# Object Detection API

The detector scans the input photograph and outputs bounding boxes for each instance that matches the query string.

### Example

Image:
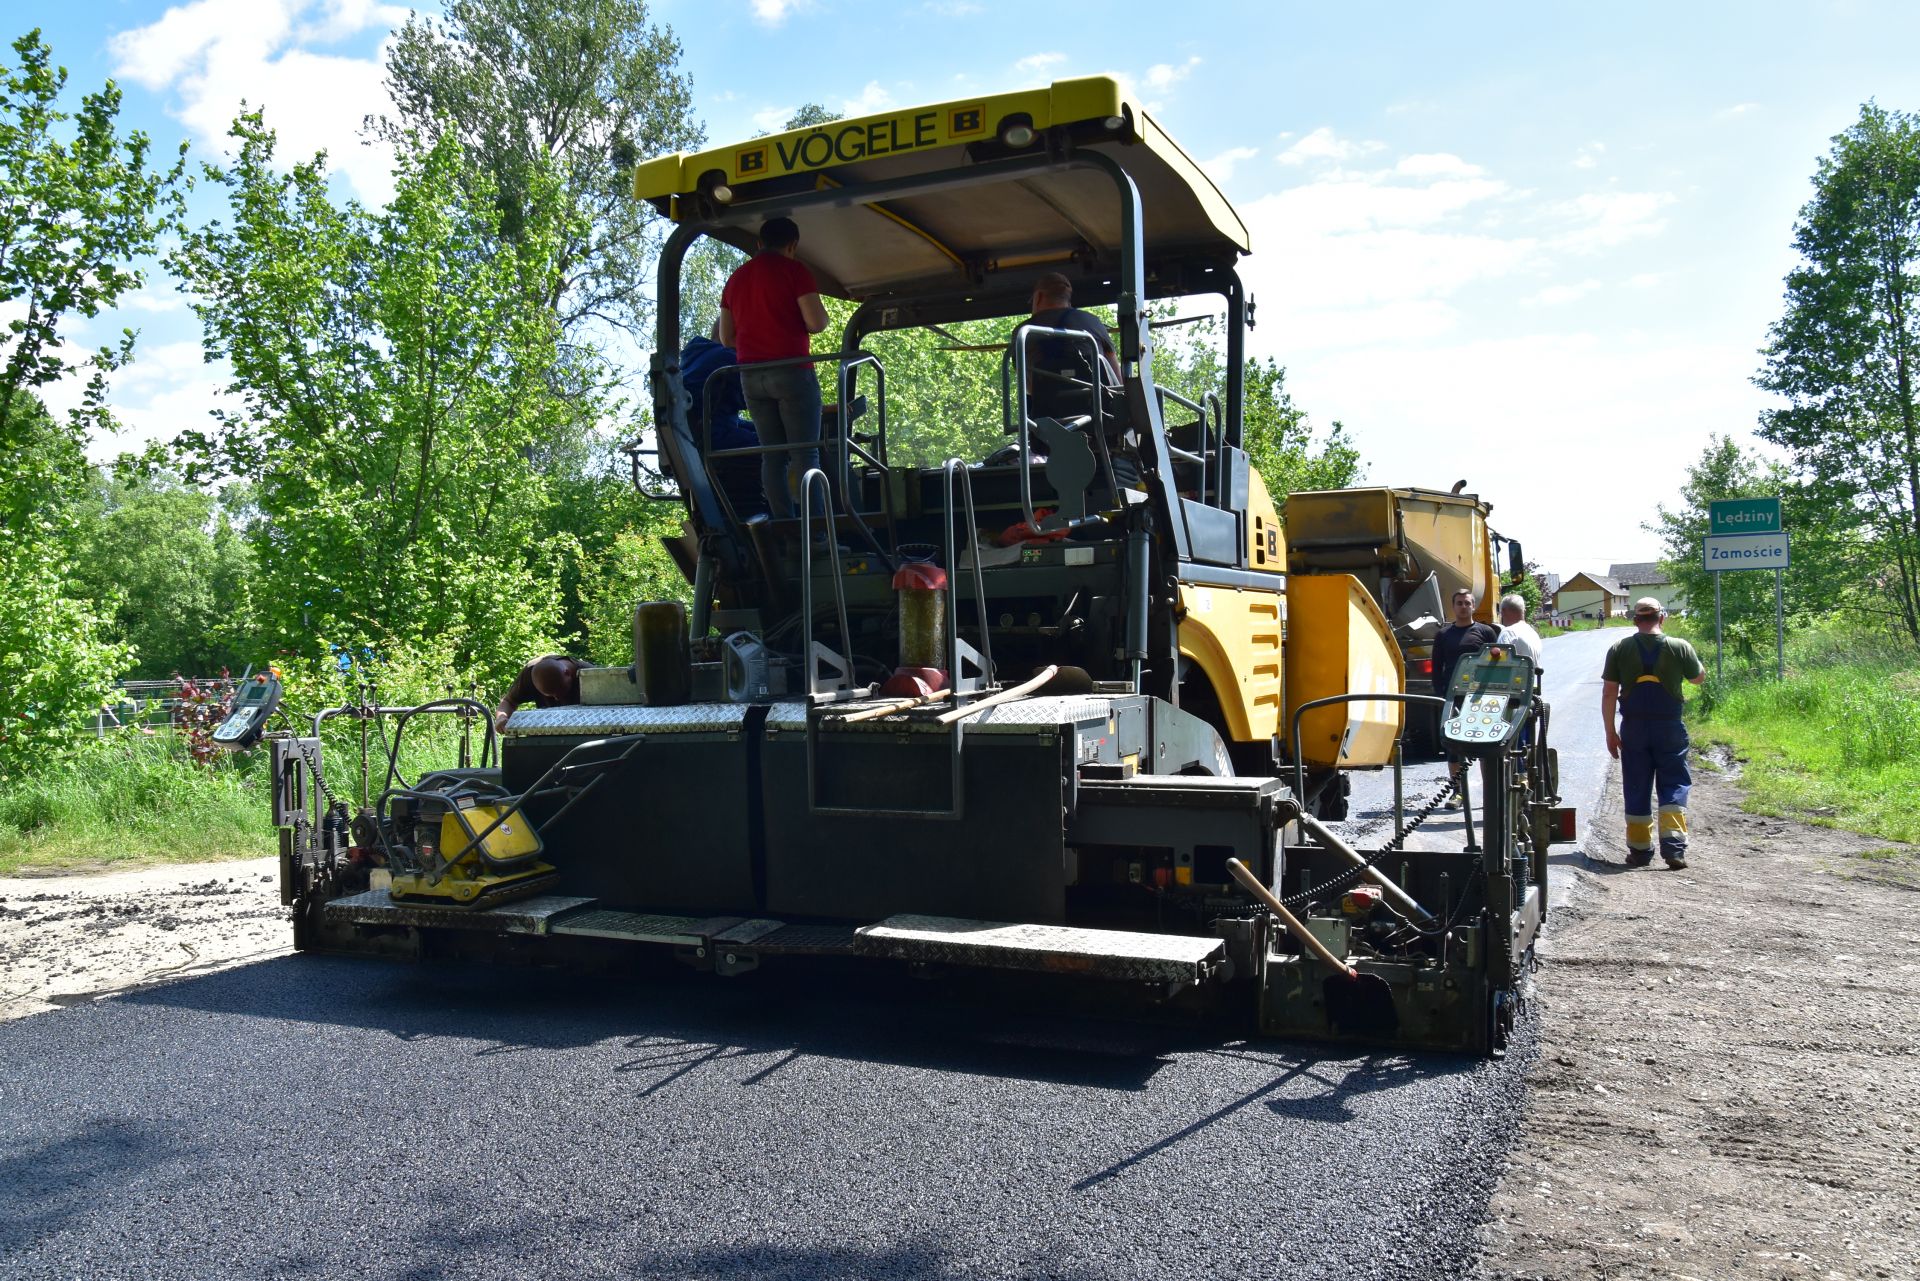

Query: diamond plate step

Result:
[323,889,594,935]
[548,911,715,945]
[854,915,1225,985]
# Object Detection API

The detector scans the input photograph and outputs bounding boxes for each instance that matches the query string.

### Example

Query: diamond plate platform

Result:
[323,890,594,934]
[771,694,1120,735]
[548,910,713,945]
[751,923,861,954]
[855,915,1224,985]
[505,703,770,736]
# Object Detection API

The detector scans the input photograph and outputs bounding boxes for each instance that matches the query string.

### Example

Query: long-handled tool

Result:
[837,689,954,724]
[1226,857,1357,981]
[935,665,1059,725]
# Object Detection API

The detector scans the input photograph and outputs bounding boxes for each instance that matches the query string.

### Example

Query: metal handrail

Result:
[1001,324,1120,532]
[1205,391,1224,506]
[798,467,854,701]
[698,350,894,569]
[941,458,995,699]
[1155,383,1212,509]
[1287,691,1446,824]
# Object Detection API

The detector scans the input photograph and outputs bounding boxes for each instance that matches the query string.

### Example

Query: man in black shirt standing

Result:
[1433,588,1500,695]
[1432,588,1499,802]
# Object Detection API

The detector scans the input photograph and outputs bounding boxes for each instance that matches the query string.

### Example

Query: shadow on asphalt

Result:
[0,1117,203,1250]
[1072,1047,1471,1190]
[116,951,1488,1114]
[119,952,1208,1093]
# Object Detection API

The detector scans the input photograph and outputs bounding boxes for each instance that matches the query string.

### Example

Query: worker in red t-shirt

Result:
[718,217,831,522]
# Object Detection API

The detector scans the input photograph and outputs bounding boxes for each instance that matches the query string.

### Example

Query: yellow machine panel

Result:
[1284,574,1405,768]
[440,804,540,865]
[1177,584,1284,744]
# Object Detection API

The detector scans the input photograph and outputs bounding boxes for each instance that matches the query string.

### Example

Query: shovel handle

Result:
[837,689,954,724]
[1225,857,1358,981]
[934,665,1059,725]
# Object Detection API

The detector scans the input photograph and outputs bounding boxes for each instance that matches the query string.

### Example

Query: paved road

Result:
[0,631,1623,1281]
[1340,626,1621,911]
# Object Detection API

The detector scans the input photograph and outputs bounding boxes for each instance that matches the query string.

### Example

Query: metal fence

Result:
[91,677,234,736]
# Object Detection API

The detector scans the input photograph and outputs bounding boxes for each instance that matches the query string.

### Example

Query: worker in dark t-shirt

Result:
[493,655,588,732]
[1009,271,1122,423]
[1432,588,1500,696]
[719,217,830,522]
[1431,588,1500,805]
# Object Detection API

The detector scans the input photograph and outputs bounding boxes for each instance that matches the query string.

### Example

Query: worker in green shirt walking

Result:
[1600,598,1706,868]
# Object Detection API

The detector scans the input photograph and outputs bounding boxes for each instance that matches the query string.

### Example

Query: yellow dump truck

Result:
[245,79,1555,1055]
[1286,486,1525,749]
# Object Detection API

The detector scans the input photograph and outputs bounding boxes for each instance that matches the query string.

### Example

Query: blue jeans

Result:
[1621,717,1691,857]
[740,363,824,521]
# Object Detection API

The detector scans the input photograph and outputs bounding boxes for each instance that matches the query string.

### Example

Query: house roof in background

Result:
[1560,572,1624,595]
[1608,561,1669,585]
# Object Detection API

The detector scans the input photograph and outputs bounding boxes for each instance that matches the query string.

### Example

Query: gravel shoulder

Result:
[0,856,289,1022]
[1479,758,1920,1281]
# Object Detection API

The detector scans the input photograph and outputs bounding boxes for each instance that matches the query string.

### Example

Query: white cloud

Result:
[1015,52,1066,75]
[117,287,186,315]
[1715,102,1761,120]
[1277,126,1388,167]
[109,0,400,204]
[1625,272,1664,289]
[1237,139,1677,360]
[1203,145,1259,182]
[1284,334,1771,571]
[1549,190,1676,252]
[1143,56,1201,93]
[1523,279,1602,307]
[1572,141,1606,170]
[752,105,797,134]
[750,0,807,25]
[1396,153,1484,179]
[838,81,894,117]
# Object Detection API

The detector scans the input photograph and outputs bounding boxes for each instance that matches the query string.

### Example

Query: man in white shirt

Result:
[1495,593,1542,665]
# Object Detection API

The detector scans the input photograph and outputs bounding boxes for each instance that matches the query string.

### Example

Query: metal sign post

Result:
[1704,497,1787,679]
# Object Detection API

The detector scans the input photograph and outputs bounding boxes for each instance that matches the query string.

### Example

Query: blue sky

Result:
[24,0,1920,578]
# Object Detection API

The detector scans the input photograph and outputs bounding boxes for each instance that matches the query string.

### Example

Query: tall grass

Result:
[1676,618,1920,844]
[0,646,505,876]
[0,736,272,875]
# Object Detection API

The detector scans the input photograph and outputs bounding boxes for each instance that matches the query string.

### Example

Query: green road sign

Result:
[1709,496,1781,535]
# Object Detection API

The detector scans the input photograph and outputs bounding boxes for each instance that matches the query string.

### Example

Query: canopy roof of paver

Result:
[632,77,1251,302]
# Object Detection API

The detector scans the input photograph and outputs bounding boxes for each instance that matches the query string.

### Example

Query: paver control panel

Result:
[1442,650,1535,756]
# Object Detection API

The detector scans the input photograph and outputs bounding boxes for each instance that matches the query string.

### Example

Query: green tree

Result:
[0,32,180,772]
[1645,436,1849,661]
[0,30,183,476]
[68,467,257,678]
[375,0,699,337]
[1153,317,1362,497]
[1757,101,1920,644]
[169,117,591,685]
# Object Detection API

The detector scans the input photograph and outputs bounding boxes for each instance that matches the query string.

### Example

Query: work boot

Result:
[1662,850,1689,870]
[1624,849,1655,868]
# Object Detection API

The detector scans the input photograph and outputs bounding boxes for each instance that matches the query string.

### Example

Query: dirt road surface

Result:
[0,856,287,1021]
[1479,763,1920,1281]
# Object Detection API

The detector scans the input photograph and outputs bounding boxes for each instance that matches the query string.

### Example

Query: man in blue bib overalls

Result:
[1600,597,1707,868]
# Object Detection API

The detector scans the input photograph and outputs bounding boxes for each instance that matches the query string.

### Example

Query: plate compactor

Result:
[239,76,1575,1055]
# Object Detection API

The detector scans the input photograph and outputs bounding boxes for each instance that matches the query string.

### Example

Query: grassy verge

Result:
[0,713,485,877]
[1676,619,1920,846]
[0,737,273,876]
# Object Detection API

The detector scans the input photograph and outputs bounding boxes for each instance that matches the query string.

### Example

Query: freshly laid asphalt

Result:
[0,631,1615,1281]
